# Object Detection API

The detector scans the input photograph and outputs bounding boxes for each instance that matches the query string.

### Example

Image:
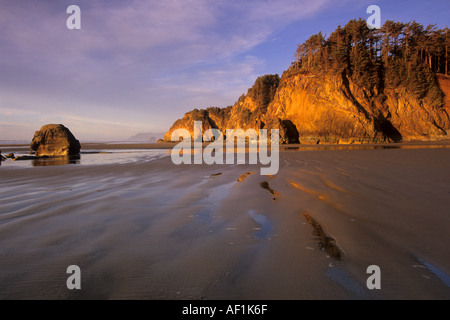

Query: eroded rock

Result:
[31,124,81,156]
[164,72,450,144]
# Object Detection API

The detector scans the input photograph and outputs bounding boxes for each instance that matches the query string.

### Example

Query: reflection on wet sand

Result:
[282,144,450,151]
[32,156,80,167]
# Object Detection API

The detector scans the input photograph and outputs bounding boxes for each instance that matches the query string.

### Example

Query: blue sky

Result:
[0,0,448,141]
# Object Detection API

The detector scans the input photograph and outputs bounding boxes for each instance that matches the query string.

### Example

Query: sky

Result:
[0,0,449,141]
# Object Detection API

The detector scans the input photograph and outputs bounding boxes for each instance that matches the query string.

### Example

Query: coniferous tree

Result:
[291,19,445,107]
[247,74,280,109]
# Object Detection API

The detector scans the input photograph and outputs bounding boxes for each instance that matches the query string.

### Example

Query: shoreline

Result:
[1,138,450,153]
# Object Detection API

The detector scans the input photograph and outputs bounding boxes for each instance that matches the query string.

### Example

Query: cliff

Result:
[165,19,450,144]
[164,74,302,143]
[267,70,449,143]
[164,71,450,144]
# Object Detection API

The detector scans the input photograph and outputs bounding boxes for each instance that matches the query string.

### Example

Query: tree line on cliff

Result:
[290,19,449,108]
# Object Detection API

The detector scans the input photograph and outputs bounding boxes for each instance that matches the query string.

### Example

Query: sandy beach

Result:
[0,144,449,299]
[2,0,450,304]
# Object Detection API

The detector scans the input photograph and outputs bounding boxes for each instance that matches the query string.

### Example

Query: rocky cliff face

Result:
[268,71,450,143]
[165,72,450,144]
[438,74,450,120]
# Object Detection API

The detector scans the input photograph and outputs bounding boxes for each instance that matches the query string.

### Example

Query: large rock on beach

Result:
[31,124,81,157]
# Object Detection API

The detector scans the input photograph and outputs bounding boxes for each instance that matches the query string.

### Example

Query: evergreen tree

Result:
[247,74,280,109]
[292,19,445,108]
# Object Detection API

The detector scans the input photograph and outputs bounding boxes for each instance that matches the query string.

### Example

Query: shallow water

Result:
[0,149,170,168]
[326,268,367,297]
[416,257,450,288]
[248,210,272,240]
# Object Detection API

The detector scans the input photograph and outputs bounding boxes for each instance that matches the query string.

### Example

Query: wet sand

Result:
[0,146,449,299]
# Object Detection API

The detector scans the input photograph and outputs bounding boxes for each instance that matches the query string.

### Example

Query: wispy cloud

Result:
[0,0,335,140]
[2,0,331,64]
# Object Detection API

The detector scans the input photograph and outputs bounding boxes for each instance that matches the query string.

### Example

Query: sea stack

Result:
[31,124,81,157]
